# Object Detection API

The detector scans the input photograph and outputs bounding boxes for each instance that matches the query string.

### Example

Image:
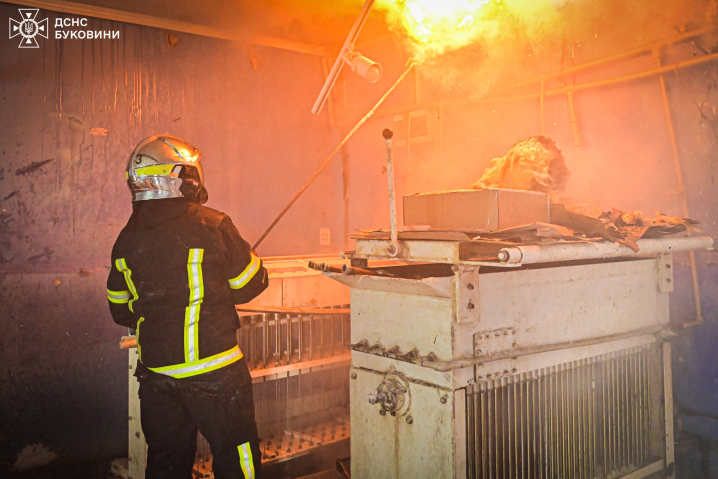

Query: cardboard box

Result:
[403,188,549,231]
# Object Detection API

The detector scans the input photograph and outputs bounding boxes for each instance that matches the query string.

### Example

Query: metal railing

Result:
[195,305,352,469]
[236,305,351,372]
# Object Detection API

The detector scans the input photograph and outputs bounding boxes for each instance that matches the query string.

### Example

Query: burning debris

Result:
[471,136,570,200]
[596,209,699,252]
[462,136,700,252]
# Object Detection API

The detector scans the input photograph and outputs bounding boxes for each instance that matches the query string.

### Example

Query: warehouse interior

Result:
[1,0,718,478]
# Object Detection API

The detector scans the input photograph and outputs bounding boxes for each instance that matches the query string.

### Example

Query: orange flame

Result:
[378,0,491,58]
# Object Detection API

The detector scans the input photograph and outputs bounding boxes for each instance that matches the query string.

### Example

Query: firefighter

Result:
[106,135,268,479]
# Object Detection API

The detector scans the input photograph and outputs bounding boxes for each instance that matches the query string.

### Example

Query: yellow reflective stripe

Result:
[136,317,145,361]
[115,259,139,312]
[107,289,131,304]
[229,254,260,290]
[135,164,175,177]
[185,248,204,363]
[238,442,255,479]
[148,345,243,379]
[107,289,130,296]
[108,297,129,304]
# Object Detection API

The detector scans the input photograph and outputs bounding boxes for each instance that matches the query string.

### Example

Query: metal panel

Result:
[478,259,669,350]
[663,343,675,479]
[351,366,455,479]
[473,334,657,384]
[331,241,695,478]
[454,388,468,479]
[350,288,455,360]
[465,345,662,479]
[343,259,670,366]
[328,273,454,299]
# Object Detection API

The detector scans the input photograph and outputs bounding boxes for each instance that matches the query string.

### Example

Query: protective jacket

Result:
[107,197,268,379]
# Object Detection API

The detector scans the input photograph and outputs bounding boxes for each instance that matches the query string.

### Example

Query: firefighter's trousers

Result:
[138,358,261,479]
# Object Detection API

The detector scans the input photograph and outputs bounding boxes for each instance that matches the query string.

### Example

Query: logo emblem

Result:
[9,8,48,48]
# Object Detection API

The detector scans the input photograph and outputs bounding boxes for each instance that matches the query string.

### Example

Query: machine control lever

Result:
[368,392,388,405]
[367,372,411,416]
[383,128,401,257]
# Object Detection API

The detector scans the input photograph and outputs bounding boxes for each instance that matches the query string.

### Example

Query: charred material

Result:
[471,136,570,200]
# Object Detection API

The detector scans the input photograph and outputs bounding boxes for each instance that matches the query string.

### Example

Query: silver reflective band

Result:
[238,442,255,478]
[185,248,204,363]
[229,254,260,289]
[107,289,131,304]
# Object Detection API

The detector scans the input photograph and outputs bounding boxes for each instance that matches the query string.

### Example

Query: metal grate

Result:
[195,305,352,470]
[236,306,351,369]
[466,345,655,479]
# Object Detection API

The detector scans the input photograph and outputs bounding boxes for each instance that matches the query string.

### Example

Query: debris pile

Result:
[597,209,699,251]
[466,136,699,252]
[471,136,571,200]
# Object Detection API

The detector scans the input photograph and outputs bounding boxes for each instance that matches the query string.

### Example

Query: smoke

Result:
[375,0,717,97]
[550,0,573,10]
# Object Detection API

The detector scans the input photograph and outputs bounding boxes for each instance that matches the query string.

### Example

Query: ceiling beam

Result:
[3,0,327,56]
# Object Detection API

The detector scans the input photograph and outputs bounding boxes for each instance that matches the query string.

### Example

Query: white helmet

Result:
[126,135,207,203]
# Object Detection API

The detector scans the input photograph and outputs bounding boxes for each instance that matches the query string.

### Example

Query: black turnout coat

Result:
[107,197,268,381]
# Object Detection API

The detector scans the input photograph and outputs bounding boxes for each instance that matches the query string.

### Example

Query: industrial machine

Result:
[119,255,352,479]
[327,234,714,479]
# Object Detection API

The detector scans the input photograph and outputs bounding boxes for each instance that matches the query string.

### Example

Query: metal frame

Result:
[333,237,710,479]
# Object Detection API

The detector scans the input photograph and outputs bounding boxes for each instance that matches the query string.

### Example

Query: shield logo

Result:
[9,8,48,48]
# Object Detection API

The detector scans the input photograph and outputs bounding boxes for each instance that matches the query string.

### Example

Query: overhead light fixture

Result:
[311,0,380,114]
[341,48,383,83]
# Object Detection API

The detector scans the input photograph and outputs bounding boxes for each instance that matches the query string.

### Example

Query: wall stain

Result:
[15,159,54,176]
[26,247,54,264]
[12,444,58,471]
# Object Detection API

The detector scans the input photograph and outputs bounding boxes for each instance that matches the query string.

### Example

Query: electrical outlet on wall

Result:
[320,227,331,246]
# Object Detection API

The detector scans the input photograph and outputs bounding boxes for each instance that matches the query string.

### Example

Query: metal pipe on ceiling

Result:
[370,28,718,119]
[491,24,718,96]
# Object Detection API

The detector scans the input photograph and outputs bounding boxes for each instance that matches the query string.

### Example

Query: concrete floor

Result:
[6,436,717,479]
[7,458,121,479]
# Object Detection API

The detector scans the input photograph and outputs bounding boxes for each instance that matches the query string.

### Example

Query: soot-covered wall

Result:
[0,4,341,473]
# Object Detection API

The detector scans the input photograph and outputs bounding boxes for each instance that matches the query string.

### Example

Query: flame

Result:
[377,0,491,57]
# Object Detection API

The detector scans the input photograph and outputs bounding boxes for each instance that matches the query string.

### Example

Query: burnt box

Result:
[403,188,549,231]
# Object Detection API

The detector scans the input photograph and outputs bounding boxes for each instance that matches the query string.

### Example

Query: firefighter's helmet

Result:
[126,135,207,203]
